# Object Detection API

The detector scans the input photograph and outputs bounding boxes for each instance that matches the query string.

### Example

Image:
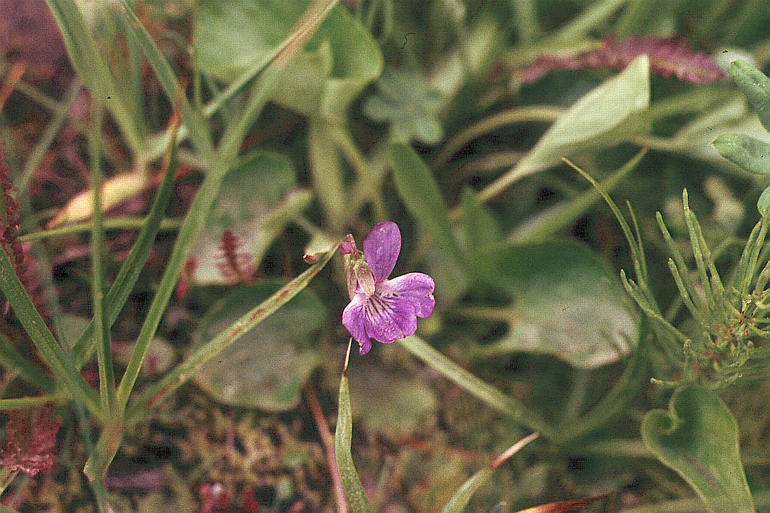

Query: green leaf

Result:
[481,55,650,201]
[730,60,770,132]
[188,151,311,285]
[478,240,639,369]
[335,372,375,513]
[389,143,465,269]
[192,282,324,411]
[363,67,444,145]
[195,0,382,121]
[713,133,770,175]
[642,386,755,513]
[461,187,501,253]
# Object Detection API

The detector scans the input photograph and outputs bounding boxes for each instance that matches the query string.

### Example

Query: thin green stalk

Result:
[124,247,337,421]
[435,105,563,167]
[70,111,182,369]
[88,103,116,415]
[15,78,81,194]
[0,395,60,410]
[20,217,182,242]
[399,336,556,438]
[45,0,144,154]
[216,0,341,165]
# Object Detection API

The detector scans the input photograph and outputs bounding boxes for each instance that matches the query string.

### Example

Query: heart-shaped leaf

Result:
[188,151,311,286]
[191,281,325,411]
[477,240,639,368]
[195,0,382,120]
[642,386,755,513]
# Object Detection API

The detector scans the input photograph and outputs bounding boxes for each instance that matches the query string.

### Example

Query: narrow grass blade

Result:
[399,336,555,438]
[124,247,337,420]
[114,3,341,396]
[511,149,646,243]
[441,433,539,513]
[45,0,143,152]
[335,345,375,513]
[116,0,214,160]
[0,246,100,417]
[71,110,182,369]
[88,102,116,413]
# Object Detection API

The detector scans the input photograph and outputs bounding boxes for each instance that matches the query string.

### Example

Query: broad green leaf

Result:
[348,364,437,438]
[363,67,445,145]
[478,240,639,369]
[730,60,770,132]
[390,143,465,269]
[188,151,311,286]
[192,281,324,411]
[335,372,375,513]
[482,55,650,200]
[713,133,770,175]
[642,386,755,513]
[195,0,382,121]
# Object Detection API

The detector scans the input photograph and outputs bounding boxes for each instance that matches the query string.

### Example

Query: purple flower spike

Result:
[342,222,435,355]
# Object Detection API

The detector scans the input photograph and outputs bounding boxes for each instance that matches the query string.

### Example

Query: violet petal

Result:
[362,292,417,344]
[363,222,401,282]
[381,272,436,318]
[342,294,373,354]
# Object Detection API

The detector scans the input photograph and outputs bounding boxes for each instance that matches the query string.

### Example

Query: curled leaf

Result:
[47,171,149,228]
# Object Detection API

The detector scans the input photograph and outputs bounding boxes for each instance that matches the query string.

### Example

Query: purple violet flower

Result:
[342,222,435,355]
